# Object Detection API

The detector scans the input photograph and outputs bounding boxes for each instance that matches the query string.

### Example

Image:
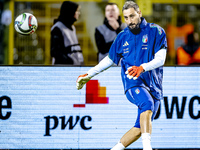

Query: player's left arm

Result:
[141,26,167,72]
[126,49,166,79]
[141,48,167,71]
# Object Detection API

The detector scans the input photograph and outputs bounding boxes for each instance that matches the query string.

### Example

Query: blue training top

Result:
[108,17,167,100]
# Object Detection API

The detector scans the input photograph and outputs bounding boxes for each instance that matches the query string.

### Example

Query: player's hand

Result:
[76,73,91,90]
[125,66,144,80]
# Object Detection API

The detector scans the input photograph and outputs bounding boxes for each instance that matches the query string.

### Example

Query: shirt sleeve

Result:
[108,34,122,65]
[154,26,167,53]
[141,48,166,71]
[87,56,114,77]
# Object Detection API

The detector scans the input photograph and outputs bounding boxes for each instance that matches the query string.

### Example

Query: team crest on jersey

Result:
[150,24,162,35]
[142,34,148,43]
[135,88,140,94]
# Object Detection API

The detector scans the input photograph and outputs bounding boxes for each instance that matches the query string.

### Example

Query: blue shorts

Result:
[125,87,160,128]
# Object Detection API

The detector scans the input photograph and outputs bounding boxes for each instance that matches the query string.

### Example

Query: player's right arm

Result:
[77,29,123,90]
[76,56,114,90]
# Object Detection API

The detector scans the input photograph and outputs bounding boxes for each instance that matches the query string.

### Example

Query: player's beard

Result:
[128,18,141,34]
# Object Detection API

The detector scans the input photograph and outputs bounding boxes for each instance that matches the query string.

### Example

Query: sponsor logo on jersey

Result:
[123,41,129,47]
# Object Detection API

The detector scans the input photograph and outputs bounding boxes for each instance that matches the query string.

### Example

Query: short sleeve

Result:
[108,35,122,65]
[153,25,167,53]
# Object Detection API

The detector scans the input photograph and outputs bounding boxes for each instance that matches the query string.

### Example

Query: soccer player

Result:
[76,1,167,150]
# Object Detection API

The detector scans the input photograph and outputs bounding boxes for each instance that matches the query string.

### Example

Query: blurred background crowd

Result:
[0,0,200,66]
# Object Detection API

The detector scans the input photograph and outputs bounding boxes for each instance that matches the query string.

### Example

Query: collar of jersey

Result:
[139,17,147,29]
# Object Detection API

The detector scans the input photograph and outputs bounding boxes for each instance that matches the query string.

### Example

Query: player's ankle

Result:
[141,133,152,150]
[111,141,125,150]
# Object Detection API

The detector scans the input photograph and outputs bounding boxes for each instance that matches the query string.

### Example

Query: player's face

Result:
[105,5,119,20]
[74,6,81,20]
[123,8,142,30]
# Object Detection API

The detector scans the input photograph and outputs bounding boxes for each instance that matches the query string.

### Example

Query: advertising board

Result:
[0,67,199,149]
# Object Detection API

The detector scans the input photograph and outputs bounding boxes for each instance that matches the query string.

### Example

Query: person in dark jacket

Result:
[51,1,84,65]
[95,3,127,62]
[177,32,200,65]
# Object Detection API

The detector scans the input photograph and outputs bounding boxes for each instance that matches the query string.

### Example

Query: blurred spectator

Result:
[51,1,84,65]
[1,9,12,26]
[177,32,200,65]
[0,3,8,64]
[95,3,127,62]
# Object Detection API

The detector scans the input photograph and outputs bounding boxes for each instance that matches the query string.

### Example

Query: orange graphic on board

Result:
[74,80,109,107]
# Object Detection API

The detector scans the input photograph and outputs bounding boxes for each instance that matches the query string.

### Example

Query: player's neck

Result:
[129,27,141,34]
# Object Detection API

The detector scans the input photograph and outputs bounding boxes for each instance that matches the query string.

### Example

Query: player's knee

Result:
[134,122,140,128]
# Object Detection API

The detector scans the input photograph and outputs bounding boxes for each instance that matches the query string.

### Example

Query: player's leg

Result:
[111,127,141,150]
[135,87,154,150]
[119,105,153,149]
[119,106,142,147]
[116,111,153,150]
[110,87,160,150]
[140,98,159,133]
[139,89,160,150]
[140,110,152,133]
[110,89,142,150]
[127,87,157,150]
[140,110,153,150]
[120,127,141,147]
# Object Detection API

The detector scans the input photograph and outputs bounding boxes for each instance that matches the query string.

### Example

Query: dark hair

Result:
[106,2,118,7]
[187,32,199,45]
[122,1,139,12]
[60,1,79,17]
[105,2,118,11]
[54,1,79,27]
